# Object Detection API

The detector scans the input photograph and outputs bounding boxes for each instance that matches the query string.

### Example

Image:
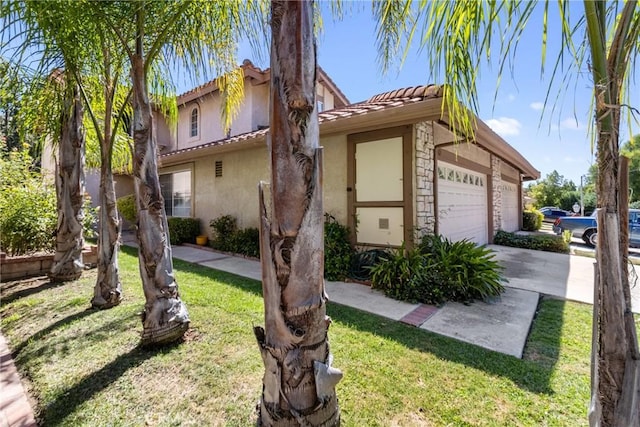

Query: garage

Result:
[437,162,488,245]
[501,182,520,232]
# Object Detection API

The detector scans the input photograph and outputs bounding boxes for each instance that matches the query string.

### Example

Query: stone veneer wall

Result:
[491,155,502,233]
[415,121,436,240]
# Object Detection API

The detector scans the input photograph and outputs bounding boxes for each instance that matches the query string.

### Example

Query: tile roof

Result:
[160,84,444,160]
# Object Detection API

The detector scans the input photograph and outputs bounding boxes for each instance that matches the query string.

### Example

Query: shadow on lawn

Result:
[40,343,178,426]
[327,298,565,396]
[167,253,566,396]
[0,278,68,306]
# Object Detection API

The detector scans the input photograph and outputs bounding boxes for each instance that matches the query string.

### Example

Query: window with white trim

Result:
[160,170,191,217]
[190,108,199,137]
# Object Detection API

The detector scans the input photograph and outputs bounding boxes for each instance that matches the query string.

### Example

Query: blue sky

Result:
[222,2,639,186]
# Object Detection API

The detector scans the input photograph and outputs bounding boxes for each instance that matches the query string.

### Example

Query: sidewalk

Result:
[0,334,37,427]
[165,241,539,359]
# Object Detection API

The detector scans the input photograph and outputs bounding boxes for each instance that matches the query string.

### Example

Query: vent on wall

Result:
[378,218,389,230]
[215,160,223,177]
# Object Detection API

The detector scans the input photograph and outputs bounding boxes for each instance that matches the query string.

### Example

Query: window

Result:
[190,108,199,137]
[317,95,324,112]
[160,170,191,217]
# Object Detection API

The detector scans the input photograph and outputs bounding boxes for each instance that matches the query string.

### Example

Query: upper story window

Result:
[317,95,324,112]
[190,107,199,137]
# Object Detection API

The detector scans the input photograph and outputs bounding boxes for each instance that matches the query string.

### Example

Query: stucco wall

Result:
[317,84,335,111]
[191,146,268,235]
[163,133,348,238]
[155,114,175,152]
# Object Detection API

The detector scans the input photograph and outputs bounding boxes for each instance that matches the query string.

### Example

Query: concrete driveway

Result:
[488,244,640,313]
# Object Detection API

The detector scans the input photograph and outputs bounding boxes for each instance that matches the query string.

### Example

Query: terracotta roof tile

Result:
[162,85,443,159]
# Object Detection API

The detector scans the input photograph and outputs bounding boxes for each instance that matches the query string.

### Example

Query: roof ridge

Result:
[366,84,443,103]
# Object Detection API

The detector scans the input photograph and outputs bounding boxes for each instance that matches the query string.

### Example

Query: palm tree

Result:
[2,1,89,282]
[254,1,342,424]
[96,0,251,345]
[2,0,132,303]
[371,1,639,424]
[50,79,86,282]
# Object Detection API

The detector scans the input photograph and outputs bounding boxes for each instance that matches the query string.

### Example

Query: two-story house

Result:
[84,59,539,247]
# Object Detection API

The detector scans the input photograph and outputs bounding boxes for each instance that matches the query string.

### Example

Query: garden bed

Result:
[0,246,98,282]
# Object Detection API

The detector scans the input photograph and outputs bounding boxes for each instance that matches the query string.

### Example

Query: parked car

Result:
[539,207,573,223]
[553,208,640,247]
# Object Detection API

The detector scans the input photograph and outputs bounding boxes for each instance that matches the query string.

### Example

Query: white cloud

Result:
[507,93,516,102]
[486,117,522,137]
[530,102,544,111]
[560,118,584,130]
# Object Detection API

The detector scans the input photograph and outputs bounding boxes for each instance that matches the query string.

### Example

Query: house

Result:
[155,60,539,248]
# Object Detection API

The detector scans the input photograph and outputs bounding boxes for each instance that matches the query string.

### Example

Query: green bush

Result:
[370,235,505,305]
[349,249,389,281]
[231,227,260,258]
[0,149,57,255]
[209,215,259,257]
[324,214,355,281]
[493,230,569,253]
[167,217,201,245]
[522,209,543,231]
[116,194,136,223]
[418,234,505,303]
[210,215,238,252]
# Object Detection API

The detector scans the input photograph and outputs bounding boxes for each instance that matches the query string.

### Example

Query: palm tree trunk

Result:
[49,82,85,282]
[91,75,123,308]
[254,1,342,425]
[585,2,640,424]
[131,25,189,345]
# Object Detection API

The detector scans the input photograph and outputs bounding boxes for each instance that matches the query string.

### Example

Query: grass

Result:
[0,245,598,426]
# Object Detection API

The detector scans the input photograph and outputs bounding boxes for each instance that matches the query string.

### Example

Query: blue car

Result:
[553,208,640,247]
[539,207,573,223]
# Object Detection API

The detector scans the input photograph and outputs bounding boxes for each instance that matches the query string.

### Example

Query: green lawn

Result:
[1,246,594,426]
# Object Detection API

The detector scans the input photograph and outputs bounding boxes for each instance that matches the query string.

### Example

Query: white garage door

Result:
[501,182,520,232]
[437,162,488,245]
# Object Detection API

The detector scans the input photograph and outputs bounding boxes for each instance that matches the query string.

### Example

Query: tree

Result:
[373,1,639,424]
[529,170,578,210]
[621,135,640,203]
[96,0,249,344]
[3,0,132,298]
[49,79,86,281]
[2,2,90,282]
[253,1,342,424]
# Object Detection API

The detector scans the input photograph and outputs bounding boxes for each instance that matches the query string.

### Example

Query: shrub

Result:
[167,217,201,245]
[418,234,505,303]
[369,245,430,302]
[350,249,389,282]
[210,215,238,252]
[522,209,543,231]
[324,214,355,280]
[231,227,260,258]
[493,230,569,253]
[116,194,136,223]
[370,235,505,305]
[0,149,57,255]
[209,215,259,257]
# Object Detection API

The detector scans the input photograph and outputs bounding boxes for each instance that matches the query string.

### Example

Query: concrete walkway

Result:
[166,242,540,359]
